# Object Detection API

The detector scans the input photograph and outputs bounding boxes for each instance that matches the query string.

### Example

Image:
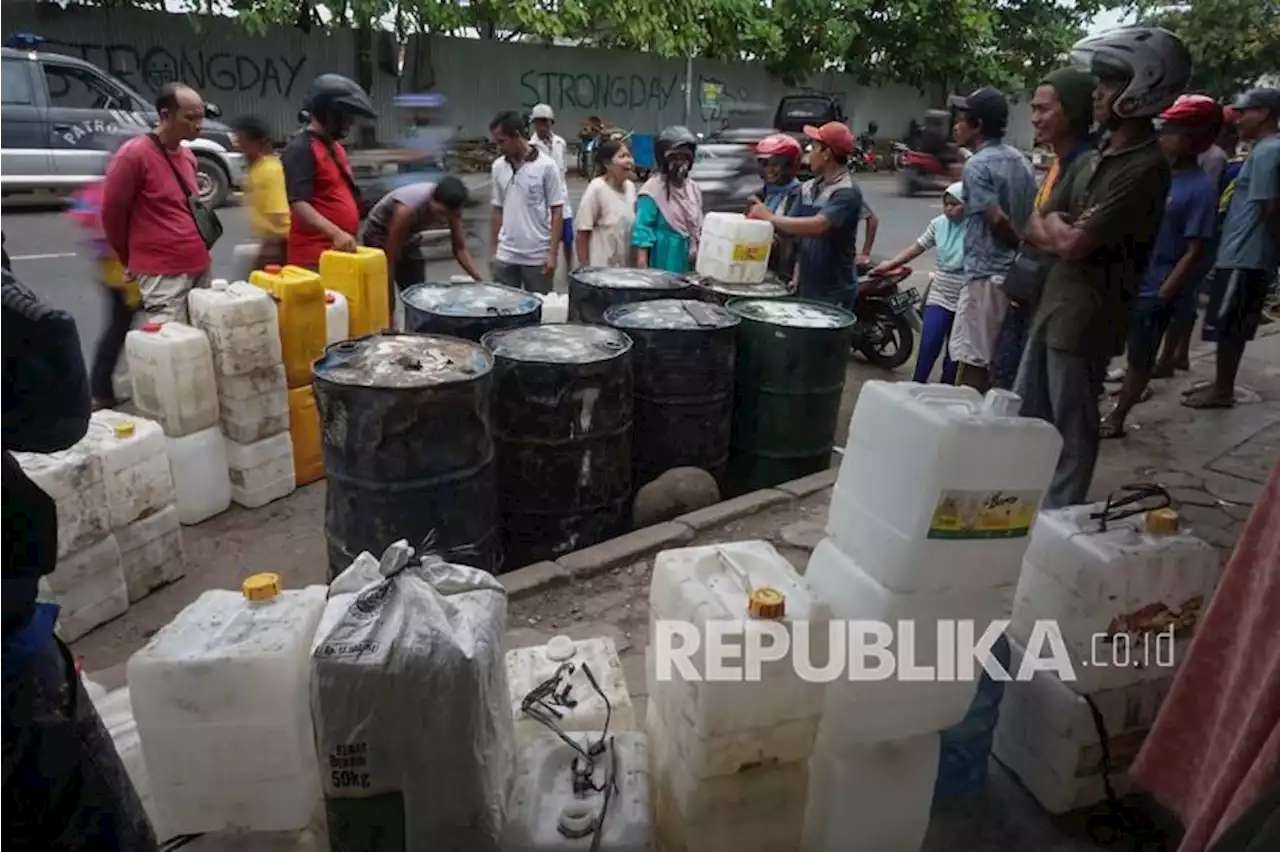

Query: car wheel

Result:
[195,156,231,208]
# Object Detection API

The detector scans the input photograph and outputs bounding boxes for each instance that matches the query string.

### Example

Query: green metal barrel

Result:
[725,298,856,495]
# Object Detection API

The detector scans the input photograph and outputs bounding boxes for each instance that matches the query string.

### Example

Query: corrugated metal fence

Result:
[3,2,1033,148]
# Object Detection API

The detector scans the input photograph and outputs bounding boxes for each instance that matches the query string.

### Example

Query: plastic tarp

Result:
[311,541,515,852]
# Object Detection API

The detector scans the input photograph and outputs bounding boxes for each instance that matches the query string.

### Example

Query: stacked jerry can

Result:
[125,321,232,525]
[804,381,1061,850]
[994,499,1221,813]
[14,408,185,639]
[189,281,296,508]
[646,540,829,852]
[249,265,327,486]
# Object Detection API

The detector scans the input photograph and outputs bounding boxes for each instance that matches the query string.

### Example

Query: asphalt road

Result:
[1,173,940,365]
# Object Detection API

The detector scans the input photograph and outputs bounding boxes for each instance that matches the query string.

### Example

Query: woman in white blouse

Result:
[575,139,637,267]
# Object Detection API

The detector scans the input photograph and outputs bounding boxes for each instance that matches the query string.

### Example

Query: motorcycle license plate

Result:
[889,289,920,312]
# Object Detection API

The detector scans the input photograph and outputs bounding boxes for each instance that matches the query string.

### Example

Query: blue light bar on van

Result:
[6,33,46,49]
[393,93,447,109]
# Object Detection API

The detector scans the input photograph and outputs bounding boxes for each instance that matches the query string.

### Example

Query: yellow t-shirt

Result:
[247,155,290,239]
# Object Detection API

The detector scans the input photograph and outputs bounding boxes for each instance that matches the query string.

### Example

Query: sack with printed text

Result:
[310,540,515,852]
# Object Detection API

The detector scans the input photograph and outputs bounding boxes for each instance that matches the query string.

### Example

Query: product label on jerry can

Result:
[732,241,770,262]
[927,489,1041,540]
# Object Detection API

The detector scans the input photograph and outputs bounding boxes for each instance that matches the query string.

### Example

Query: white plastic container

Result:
[695,212,774,284]
[503,731,651,852]
[128,575,327,835]
[188,281,283,376]
[1010,503,1219,694]
[13,447,111,559]
[992,639,1171,814]
[126,321,219,438]
[648,540,830,777]
[166,427,232,525]
[805,538,1010,745]
[45,534,127,641]
[828,381,1062,594]
[83,410,175,530]
[226,432,296,509]
[325,290,350,346]
[801,733,940,852]
[112,355,133,403]
[540,292,569,324]
[649,703,807,852]
[116,504,185,602]
[507,635,636,743]
[217,364,290,444]
[92,687,164,837]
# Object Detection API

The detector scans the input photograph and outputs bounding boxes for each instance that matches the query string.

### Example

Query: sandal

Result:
[1105,367,1126,383]
[1181,388,1235,409]
[1099,420,1126,439]
[1181,380,1212,397]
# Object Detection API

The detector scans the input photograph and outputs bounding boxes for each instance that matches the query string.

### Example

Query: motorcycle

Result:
[851,261,922,370]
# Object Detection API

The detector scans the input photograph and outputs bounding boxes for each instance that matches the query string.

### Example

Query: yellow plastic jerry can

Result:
[249,264,326,388]
[319,247,390,338]
[288,385,325,486]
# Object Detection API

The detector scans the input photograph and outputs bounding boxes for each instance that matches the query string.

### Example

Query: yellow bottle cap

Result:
[1146,508,1181,534]
[112,421,135,438]
[242,572,282,601]
[748,587,786,619]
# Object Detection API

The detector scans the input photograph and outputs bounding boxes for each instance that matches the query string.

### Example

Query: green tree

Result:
[1135,0,1280,98]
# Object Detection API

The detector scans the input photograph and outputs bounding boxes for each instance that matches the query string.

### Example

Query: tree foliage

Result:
[1134,0,1280,99]
[65,0,1129,94]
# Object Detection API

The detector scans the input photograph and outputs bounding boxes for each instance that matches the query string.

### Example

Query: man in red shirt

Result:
[102,83,212,324]
[282,74,376,268]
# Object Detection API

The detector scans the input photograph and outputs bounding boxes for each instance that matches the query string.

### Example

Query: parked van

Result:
[1,37,244,207]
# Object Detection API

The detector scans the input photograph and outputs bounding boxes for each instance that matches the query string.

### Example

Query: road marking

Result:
[10,252,78,261]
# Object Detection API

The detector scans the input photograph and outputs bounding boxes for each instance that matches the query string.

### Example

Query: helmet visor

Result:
[1070,47,1128,83]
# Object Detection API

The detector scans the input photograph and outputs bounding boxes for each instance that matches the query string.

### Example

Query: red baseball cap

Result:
[803,122,856,157]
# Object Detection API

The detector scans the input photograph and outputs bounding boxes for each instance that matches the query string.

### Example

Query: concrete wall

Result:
[4,3,1034,149]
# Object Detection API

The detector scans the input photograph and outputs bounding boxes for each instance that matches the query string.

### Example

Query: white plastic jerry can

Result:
[325,290,350,347]
[83,410,175,530]
[225,432,296,509]
[125,321,219,438]
[165,427,232,525]
[127,574,327,835]
[188,280,283,376]
[507,635,637,744]
[695,212,774,284]
[12,446,111,559]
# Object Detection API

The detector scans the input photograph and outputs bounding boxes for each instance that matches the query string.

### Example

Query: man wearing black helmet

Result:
[1022,25,1188,508]
[282,74,377,269]
[946,87,1037,393]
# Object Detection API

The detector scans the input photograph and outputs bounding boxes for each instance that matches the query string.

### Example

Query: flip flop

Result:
[1099,420,1126,439]
[1181,380,1212,397]
[1181,388,1235,409]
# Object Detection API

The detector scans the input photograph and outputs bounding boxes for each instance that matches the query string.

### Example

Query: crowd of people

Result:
[870,26,1277,512]
[3,22,1278,851]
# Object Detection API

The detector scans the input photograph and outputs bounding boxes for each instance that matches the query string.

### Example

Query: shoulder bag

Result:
[149,134,223,250]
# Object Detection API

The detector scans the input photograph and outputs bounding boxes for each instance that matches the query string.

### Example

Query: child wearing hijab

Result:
[633,126,703,273]
[872,181,967,383]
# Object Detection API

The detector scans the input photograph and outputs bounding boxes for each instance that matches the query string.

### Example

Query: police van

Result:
[1,34,244,207]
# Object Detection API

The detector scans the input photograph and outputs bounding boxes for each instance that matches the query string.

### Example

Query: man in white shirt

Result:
[489,110,565,294]
[529,103,576,270]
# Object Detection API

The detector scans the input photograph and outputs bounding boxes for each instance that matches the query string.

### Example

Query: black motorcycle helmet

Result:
[656,125,698,184]
[306,73,376,137]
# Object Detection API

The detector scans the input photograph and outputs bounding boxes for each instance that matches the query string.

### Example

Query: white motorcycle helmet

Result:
[1070,25,1191,119]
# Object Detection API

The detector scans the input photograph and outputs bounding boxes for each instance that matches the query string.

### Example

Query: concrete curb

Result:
[499,472,833,601]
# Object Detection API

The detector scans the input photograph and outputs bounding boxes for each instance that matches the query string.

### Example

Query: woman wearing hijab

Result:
[990,67,1098,390]
[633,126,704,273]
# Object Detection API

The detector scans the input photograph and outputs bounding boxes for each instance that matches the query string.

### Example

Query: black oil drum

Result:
[313,333,501,578]
[567,267,693,324]
[725,298,856,496]
[401,281,542,342]
[482,324,633,567]
[604,299,738,489]
[685,273,790,305]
